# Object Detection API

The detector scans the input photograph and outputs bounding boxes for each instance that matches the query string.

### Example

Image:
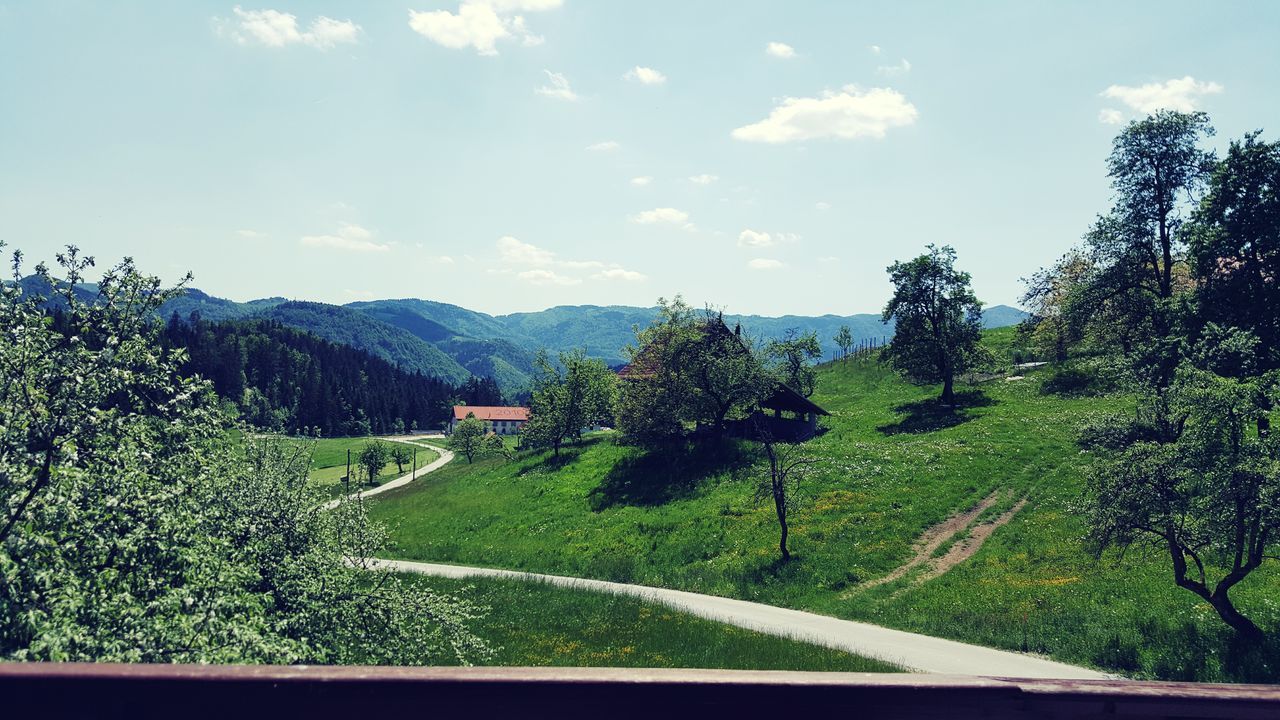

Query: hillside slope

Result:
[369,329,1280,682]
[254,302,471,384]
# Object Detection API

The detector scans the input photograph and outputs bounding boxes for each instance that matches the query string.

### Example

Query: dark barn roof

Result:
[761,382,830,416]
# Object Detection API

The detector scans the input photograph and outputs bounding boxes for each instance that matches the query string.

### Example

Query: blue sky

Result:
[1,1,1277,316]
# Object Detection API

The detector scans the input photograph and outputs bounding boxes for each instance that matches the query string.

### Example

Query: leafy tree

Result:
[1080,327,1279,639]
[767,328,822,397]
[522,349,617,456]
[755,427,817,562]
[447,414,493,463]
[1074,111,1215,388]
[0,245,487,663]
[1020,250,1093,362]
[616,297,774,446]
[357,441,392,485]
[389,444,413,474]
[881,245,985,404]
[1189,130,1280,371]
[833,325,854,359]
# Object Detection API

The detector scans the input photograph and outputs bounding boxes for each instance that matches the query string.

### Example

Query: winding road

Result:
[352,433,1107,679]
[320,435,452,510]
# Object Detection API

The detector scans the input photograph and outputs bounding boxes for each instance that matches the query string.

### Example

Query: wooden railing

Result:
[3,664,1278,719]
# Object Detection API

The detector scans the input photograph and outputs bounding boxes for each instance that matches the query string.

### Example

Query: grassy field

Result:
[411,574,900,671]
[369,329,1280,682]
[306,436,436,498]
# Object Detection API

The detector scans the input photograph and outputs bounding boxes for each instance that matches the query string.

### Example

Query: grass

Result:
[304,436,436,498]
[408,574,900,671]
[369,328,1280,682]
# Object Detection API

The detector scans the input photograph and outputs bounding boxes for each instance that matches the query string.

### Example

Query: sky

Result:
[1,1,1278,317]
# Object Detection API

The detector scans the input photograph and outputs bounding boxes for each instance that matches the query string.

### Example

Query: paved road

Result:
[321,435,451,510]
[373,557,1108,679]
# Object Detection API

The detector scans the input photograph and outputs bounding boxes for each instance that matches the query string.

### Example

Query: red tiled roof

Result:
[453,406,530,422]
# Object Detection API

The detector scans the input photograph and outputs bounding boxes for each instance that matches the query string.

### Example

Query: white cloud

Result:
[814,201,831,210]
[497,235,554,265]
[535,70,577,100]
[630,207,690,226]
[876,58,911,76]
[624,66,666,85]
[518,268,580,286]
[407,0,559,56]
[586,140,619,152]
[688,174,718,185]
[300,223,389,252]
[496,236,643,284]
[630,176,653,186]
[218,6,360,49]
[594,268,647,282]
[868,45,881,55]
[433,255,456,265]
[748,258,785,270]
[737,229,799,248]
[1098,108,1125,125]
[1100,76,1223,114]
[766,41,795,59]
[731,85,918,143]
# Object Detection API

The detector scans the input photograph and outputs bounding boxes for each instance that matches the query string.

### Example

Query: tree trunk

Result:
[1210,589,1264,640]
[775,493,790,562]
[941,374,955,405]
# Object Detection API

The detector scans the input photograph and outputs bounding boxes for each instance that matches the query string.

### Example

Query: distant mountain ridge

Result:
[20,276,1028,395]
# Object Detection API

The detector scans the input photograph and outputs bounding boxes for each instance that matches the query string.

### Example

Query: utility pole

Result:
[345,449,351,495]
[413,447,418,477]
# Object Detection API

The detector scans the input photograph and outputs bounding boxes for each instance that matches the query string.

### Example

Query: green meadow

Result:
[410,574,900,671]
[370,329,1280,682]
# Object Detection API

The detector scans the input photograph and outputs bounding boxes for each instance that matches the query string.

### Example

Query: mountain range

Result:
[15,275,1027,396]
[156,288,1028,396]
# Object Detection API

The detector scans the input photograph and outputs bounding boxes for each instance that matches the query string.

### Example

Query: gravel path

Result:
[321,435,451,510]
[373,558,1108,679]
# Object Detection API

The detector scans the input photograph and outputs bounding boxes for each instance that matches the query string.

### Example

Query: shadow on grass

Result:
[588,438,757,511]
[876,390,996,436]
[516,445,588,475]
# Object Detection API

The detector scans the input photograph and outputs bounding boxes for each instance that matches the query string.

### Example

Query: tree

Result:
[615,297,774,446]
[767,328,822,397]
[389,444,413,474]
[881,245,985,404]
[1189,131,1280,371]
[1079,327,1279,639]
[1074,111,1215,388]
[357,440,392,485]
[448,414,497,463]
[833,325,854,360]
[0,245,487,663]
[522,349,617,456]
[755,428,818,562]
[1020,250,1093,362]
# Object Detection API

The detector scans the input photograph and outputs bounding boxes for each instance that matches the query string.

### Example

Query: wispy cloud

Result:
[630,176,653,186]
[496,236,644,285]
[586,140,619,152]
[814,201,831,211]
[748,258,785,270]
[766,41,795,59]
[1100,76,1223,114]
[535,70,577,100]
[624,66,666,85]
[876,58,911,76]
[216,6,360,49]
[732,85,918,143]
[407,0,559,56]
[630,207,692,229]
[300,223,389,252]
[738,229,799,248]
[688,174,719,185]
[1098,108,1125,125]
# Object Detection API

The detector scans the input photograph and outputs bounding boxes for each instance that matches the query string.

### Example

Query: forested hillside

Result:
[157,315,479,435]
